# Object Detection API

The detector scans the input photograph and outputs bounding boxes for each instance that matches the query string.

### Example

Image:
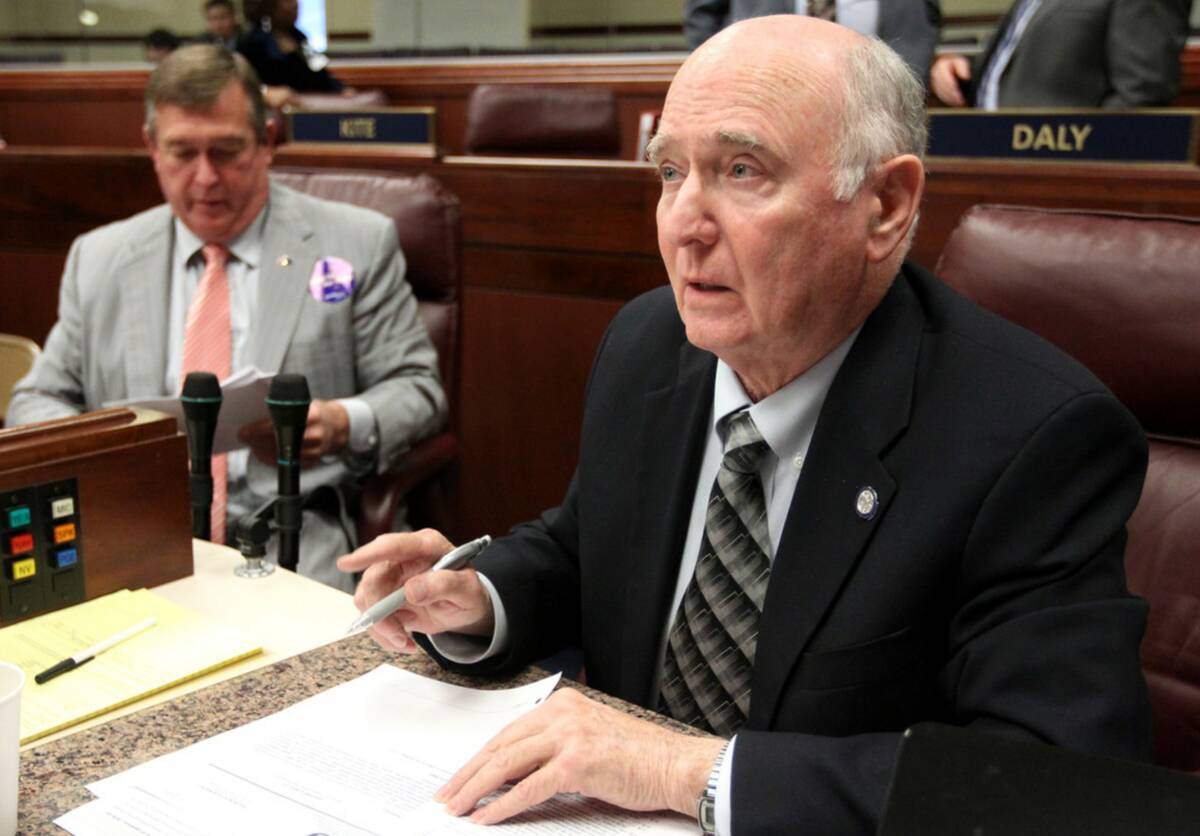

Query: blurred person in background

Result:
[684,0,943,82]
[930,0,1189,108]
[200,0,242,51]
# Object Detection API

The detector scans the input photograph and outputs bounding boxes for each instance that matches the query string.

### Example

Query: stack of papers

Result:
[0,589,261,744]
[56,665,694,835]
[105,367,274,453]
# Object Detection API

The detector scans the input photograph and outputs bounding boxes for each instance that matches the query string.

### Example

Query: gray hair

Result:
[830,37,928,202]
[144,44,266,143]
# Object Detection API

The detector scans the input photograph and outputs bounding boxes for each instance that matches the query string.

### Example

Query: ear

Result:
[263,117,279,156]
[142,123,158,164]
[864,154,924,264]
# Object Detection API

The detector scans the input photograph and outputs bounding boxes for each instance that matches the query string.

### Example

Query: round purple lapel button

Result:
[308,256,356,303]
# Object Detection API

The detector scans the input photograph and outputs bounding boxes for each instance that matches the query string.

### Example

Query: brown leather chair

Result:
[270,169,462,544]
[935,204,1200,771]
[463,84,620,157]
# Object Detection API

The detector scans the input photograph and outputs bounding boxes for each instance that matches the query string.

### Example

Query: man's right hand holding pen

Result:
[336,529,496,654]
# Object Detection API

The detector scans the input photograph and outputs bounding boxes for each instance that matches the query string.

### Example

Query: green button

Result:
[6,507,30,528]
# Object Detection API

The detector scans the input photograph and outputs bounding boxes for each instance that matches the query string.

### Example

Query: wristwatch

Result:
[697,741,730,835]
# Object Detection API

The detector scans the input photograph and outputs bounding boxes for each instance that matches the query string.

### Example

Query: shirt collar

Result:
[712,325,862,459]
[173,201,269,271]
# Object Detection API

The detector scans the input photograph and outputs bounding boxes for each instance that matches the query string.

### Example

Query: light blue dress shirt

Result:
[795,0,881,36]
[976,0,1044,110]
[435,325,860,835]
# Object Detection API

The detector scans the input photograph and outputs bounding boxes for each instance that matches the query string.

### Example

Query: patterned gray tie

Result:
[660,410,772,737]
[807,0,837,21]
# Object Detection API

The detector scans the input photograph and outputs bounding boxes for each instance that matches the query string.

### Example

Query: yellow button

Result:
[11,558,36,581]
[53,522,76,544]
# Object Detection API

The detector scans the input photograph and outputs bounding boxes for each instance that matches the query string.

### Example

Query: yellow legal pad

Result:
[0,588,262,744]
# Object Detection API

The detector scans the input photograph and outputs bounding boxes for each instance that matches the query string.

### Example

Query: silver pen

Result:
[345,535,492,635]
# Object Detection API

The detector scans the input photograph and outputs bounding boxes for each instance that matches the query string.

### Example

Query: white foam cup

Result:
[0,661,23,836]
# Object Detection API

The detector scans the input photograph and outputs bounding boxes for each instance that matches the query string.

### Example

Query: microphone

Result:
[266,373,310,572]
[181,372,222,541]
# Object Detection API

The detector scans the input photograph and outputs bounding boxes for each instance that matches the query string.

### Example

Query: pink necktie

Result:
[181,243,231,544]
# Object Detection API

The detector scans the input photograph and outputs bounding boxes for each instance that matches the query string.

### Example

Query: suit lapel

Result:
[748,270,926,728]
[252,183,316,373]
[620,340,715,704]
[119,210,173,398]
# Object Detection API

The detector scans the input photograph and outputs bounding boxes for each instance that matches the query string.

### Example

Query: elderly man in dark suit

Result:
[930,0,1189,108]
[340,15,1150,835]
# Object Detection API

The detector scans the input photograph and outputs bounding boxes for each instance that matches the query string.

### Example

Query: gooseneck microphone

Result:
[181,372,223,541]
[266,373,310,572]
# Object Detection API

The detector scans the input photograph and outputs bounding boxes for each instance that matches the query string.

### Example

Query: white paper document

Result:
[105,366,274,454]
[56,665,694,835]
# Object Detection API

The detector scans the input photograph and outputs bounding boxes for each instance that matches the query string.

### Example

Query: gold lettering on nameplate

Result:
[1012,122,1094,153]
[339,118,377,139]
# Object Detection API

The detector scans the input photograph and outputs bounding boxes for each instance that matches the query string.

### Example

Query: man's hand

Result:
[336,529,495,653]
[262,85,297,110]
[930,54,971,106]
[238,399,351,467]
[435,688,725,824]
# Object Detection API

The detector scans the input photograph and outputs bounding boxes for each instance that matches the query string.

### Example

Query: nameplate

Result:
[287,107,437,149]
[927,111,1199,167]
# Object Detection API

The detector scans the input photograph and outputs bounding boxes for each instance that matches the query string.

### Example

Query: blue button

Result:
[52,547,78,569]
[6,507,30,528]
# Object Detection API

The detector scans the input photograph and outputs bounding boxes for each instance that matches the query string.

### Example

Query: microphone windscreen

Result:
[181,371,222,404]
[267,373,311,405]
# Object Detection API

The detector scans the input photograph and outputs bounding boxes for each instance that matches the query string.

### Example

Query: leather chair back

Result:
[270,169,463,406]
[463,84,620,157]
[0,333,39,426]
[936,204,1200,771]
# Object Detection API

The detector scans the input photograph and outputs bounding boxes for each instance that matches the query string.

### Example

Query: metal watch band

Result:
[697,741,730,834]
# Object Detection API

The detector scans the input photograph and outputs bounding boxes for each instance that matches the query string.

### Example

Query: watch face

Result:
[698,795,717,833]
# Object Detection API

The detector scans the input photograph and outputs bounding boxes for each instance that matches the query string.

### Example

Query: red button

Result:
[8,532,33,554]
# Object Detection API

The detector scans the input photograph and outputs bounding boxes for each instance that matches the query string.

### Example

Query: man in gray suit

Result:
[684,0,942,80]
[930,0,1188,108]
[7,45,446,592]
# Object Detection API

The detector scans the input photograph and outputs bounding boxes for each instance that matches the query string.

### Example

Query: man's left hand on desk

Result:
[239,399,350,465]
[435,687,724,824]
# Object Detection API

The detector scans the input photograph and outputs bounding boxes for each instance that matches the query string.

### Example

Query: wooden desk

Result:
[16,624,704,832]
[21,539,359,749]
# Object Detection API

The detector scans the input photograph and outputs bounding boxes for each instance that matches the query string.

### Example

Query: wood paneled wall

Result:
[2,48,1199,154]
[3,145,1199,539]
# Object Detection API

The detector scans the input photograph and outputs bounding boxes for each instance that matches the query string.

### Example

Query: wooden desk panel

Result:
[4,50,1200,154]
[3,146,1199,538]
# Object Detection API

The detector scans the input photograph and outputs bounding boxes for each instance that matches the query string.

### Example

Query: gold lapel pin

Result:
[278,255,292,267]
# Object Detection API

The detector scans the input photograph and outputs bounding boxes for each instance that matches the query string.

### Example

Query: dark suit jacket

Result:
[967,0,1188,107]
[432,263,1150,833]
[684,0,942,80]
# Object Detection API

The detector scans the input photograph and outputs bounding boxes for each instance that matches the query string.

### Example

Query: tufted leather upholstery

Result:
[271,169,463,542]
[463,84,620,157]
[936,204,1200,771]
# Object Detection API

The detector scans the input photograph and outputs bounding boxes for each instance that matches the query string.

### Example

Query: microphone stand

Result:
[233,501,276,578]
[266,374,310,573]
[181,372,222,541]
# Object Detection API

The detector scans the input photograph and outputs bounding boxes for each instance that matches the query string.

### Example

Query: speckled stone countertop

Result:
[17,633,702,833]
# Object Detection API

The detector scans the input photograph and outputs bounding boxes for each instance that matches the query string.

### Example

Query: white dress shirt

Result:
[795,0,881,36]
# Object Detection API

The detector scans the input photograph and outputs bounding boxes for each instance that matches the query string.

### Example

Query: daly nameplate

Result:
[927,111,1198,167]
[287,107,436,148]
